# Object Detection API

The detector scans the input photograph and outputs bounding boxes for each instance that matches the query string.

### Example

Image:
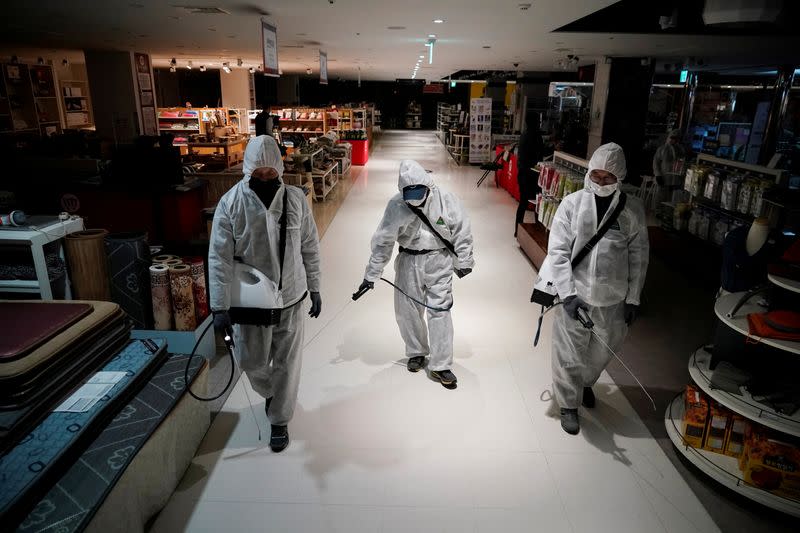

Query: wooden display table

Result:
[187,137,248,169]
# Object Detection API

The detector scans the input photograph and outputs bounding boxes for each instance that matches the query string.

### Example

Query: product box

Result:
[683,385,709,448]
[743,433,800,500]
[703,400,731,454]
[724,415,749,458]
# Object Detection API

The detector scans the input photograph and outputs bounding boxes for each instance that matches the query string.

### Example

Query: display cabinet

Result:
[1,62,62,138]
[60,79,93,129]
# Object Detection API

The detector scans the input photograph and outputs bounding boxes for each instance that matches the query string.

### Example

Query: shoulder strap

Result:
[407,204,456,255]
[278,188,288,290]
[571,192,627,269]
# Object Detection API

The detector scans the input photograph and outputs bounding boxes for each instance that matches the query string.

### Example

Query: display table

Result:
[665,279,800,516]
[187,137,248,169]
[0,217,84,299]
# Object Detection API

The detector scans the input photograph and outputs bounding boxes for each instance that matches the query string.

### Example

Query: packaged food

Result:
[703,401,731,453]
[683,385,709,448]
[743,433,800,500]
[704,171,722,203]
[737,180,756,214]
[725,415,749,458]
[720,179,740,211]
[751,181,773,218]
[697,211,712,241]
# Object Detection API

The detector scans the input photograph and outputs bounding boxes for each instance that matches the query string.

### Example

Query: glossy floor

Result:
[152,131,723,533]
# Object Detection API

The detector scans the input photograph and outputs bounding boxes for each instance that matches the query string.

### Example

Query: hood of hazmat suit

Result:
[243,134,285,181]
[536,143,649,307]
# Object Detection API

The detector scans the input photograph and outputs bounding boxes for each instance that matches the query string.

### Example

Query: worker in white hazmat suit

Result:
[536,143,649,434]
[208,135,321,452]
[358,160,474,388]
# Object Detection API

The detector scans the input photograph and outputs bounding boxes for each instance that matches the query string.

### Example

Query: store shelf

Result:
[714,292,800,355]
[768,274,800,294]
[158,116,200,120]
[665,394,800,516]
[688,348,800,437]
[0,279,41,292]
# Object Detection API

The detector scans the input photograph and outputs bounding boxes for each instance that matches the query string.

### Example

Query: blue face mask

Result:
[403,185,429,206]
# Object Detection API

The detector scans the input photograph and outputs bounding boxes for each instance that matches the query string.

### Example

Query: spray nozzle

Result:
[352,285,372,301]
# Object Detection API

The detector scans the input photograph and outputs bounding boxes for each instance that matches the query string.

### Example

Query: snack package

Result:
[703,400,731,454]
[725,415,749,458]
[743,432,800,500]
[683,385,709,448]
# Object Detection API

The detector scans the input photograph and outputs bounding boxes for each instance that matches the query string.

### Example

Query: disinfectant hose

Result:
[351,277,452,312]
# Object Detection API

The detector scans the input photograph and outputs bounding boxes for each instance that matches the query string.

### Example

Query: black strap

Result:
[570,192,627,269]
[278,188,288,291]
[407,204,457,256]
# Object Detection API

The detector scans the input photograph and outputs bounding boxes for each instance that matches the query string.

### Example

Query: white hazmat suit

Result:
[365,160,474,372]
[208,135,321,425]
[537,143,649,409]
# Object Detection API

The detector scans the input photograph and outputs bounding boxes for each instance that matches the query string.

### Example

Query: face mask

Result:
[587,181,618,198]
[403,185,429,207]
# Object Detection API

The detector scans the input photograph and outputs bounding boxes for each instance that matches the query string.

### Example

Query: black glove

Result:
[309,292,322,318]
[563,295,588,320]
[455,268,472,279]
[624,303,639,325]
[359,279,374,292]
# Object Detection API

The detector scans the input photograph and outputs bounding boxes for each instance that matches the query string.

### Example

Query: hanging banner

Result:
[319,51,328,85]
[469,98,492,163]
[261,21,279,77]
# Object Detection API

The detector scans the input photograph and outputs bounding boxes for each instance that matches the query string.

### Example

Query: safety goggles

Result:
[402,184,429,202]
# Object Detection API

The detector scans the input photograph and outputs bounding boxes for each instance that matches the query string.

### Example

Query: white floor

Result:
[152,131,721,533]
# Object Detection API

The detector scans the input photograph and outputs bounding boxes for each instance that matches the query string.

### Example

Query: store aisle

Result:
[152,131,721,533]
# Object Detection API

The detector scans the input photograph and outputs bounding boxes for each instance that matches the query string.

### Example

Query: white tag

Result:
[55,381,117,413]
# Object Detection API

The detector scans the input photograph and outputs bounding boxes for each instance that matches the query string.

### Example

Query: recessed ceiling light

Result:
[419,55,425,59]
[387,26,406,30]
[483,46,491,49]
[428,34,436,38]
[433,19,444,23]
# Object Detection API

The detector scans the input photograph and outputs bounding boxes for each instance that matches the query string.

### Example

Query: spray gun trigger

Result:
[577,308,594,329]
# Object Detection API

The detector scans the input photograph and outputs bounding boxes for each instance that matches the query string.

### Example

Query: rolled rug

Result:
[152,254,180,264]
[64,229,111,300]
[183,257,209,323]
[169,264,197,331]
[159,258,183,268]
[149,264,173,330]
[105,232,153,329]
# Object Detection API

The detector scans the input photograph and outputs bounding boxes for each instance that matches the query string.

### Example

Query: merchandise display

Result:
[0,338,169,530]
[13,352,207,533]
[274,107,327,136]
[60,79,93,128]
[534,162,584,230]
[0,62,62,137]
[0,300,130,453]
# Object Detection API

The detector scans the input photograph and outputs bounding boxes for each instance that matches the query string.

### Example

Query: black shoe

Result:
[270,424,289,452]
[430,369,457,389]
[560,408,579,435]
[582,387,596,409]
[407,356,426,373]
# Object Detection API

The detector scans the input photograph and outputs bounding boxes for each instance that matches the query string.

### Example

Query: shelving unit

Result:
[227,108,247,134]
[1,62,62,138]
[158,107,227,150]
[665,274,800,516]
[312,161,339,201]
[665,395,800,517]
[0,217,85,300]
[60,79,93,128]
[274,107,327,136]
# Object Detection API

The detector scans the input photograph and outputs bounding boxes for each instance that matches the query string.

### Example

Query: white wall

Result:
[220,69,251,110]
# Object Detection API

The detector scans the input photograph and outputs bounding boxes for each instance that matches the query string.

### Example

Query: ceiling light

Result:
[428,34,436,38]
[186,61,193,69]
[237,58,243,67]
[170,57,176,67]
[419,55,425,59]
[169,66,176,73]
[433,19,444,23]
[306,68,312,75]
[222,62,231,73]
[199,65,206,72]
[249,67,255,73]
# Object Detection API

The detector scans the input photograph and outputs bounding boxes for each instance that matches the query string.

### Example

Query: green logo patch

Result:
[436,217,445,225]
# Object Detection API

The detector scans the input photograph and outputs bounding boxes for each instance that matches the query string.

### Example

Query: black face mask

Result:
[250,177,281,208]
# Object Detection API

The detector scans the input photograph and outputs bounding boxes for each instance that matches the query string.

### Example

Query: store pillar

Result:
[84,50,157,143]
[677,71,698,136]
[761,65,796,164]
[588,58,654,184]
[221,69,252,110]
